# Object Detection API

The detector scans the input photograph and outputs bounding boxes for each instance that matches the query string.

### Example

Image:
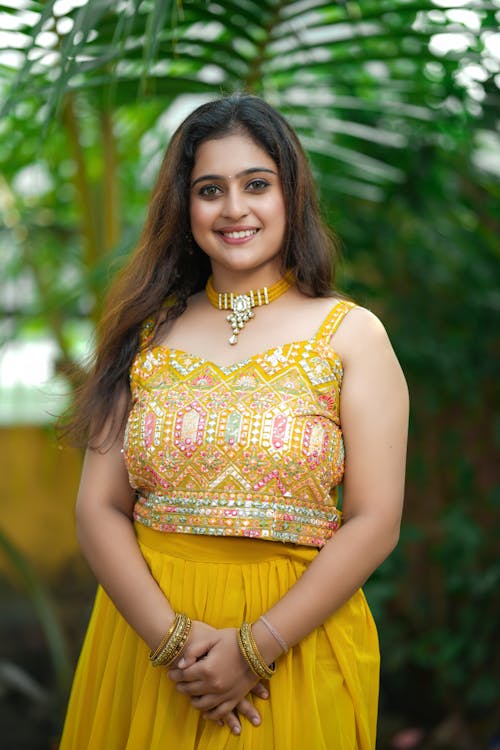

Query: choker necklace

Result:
[205,271,295,345]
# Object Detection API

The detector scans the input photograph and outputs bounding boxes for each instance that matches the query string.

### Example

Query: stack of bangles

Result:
[149,613,192,667]
[149,613,289,677]
[238,622,276,679]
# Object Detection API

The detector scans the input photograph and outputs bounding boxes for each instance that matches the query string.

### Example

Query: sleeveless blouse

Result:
[124,300,356,548]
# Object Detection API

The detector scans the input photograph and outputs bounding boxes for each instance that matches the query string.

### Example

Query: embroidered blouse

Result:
[124,300,355,547]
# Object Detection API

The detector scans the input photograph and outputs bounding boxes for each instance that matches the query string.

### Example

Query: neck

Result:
[208,257,283,293]
[210,264,284,294]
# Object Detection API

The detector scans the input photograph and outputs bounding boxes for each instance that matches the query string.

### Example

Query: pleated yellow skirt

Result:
[60,525,380,749]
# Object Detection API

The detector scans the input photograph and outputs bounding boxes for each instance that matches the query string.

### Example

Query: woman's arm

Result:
[252,307,409,658]
[76,402,267,734]
[75,419,176,650]
[170,307,409,716]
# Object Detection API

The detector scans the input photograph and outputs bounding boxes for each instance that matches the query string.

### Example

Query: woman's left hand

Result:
[168,627,259,719]
[216,683,269,736]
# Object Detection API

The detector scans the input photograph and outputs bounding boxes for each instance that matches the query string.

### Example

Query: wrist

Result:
[149,612,192,667]
[147,610,176,652]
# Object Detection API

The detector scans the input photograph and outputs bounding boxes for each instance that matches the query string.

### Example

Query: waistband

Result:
[134,523,319,565]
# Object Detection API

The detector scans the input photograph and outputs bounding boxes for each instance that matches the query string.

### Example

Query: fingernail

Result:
[178,658,186,668]
[261,690,269,698]
[252,717,260,726]
[232,726,241,735]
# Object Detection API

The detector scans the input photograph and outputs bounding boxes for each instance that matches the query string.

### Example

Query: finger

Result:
[177,648,206,669]
[221,711,242,736]
[190,694,222,711]
[175,680,207,696]
[168,663,204,683]
[176,652,198,669]
[203,710,241,736]
[235,697,261,727]
[250,682,269,700]
[202,700,243,722]
[170,663,226,692]
[167,668,183,682]
[178,637,215,668]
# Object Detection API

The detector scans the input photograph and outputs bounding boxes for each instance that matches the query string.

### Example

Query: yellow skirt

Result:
[60,526,380,749]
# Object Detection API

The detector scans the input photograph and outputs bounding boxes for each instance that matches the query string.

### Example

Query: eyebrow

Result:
[191,167,276,188]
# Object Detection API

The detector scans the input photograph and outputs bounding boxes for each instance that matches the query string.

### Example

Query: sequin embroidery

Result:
[124,301,355,547]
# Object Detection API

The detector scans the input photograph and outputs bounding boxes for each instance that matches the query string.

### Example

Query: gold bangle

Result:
[149,613,192,668]
[152,614,191,667]
[153,614,192,667]
[149,618,177,662]
[238,626,264,678]
[237,622,275,679]
[246,623,276,677]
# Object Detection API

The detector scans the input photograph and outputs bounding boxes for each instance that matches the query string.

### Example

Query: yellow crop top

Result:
[124,300,356,547]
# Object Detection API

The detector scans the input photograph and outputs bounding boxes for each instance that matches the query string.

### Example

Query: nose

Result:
[221,186,248,219]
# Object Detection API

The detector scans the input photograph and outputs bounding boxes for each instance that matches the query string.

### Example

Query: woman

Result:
[60,93,409,749]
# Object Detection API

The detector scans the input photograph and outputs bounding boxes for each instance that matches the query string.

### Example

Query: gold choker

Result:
[205,271,294,345]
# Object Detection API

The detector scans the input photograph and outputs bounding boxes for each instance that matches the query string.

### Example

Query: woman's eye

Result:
[247,178,270,191]
[198,184,221,197]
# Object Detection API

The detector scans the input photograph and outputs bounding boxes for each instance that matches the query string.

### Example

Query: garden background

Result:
[0,1,499,748]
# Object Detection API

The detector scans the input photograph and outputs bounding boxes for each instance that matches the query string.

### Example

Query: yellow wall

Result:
[0,426,83,576]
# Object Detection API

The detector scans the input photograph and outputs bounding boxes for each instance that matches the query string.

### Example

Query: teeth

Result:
[222,230,257,239]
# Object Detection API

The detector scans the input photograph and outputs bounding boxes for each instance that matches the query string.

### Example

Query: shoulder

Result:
[330,305,403,375]
[334,305,389,346]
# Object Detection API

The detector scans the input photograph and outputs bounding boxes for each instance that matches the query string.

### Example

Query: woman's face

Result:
[189,132,286,281]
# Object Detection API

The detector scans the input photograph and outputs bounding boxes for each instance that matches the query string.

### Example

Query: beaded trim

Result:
[133,491,342,548]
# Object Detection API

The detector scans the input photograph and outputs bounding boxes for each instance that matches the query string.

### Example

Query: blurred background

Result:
[0,1,499,748]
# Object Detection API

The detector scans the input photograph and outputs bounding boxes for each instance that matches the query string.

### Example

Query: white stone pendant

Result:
[227,294,254,345]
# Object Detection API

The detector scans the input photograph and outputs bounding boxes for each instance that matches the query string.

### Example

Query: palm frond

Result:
[1,0,497,201]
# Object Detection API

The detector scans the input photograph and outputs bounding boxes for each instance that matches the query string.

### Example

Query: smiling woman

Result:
[58,93,408,750]
[189,134,286,286]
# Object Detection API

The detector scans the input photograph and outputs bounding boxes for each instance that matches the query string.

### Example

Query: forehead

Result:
[192,134,277,177]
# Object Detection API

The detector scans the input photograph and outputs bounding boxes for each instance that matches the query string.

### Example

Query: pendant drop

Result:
[206,272,294,347]
[225,294,254,346]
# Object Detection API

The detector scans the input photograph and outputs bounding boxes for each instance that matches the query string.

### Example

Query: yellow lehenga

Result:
[60,300,380,750]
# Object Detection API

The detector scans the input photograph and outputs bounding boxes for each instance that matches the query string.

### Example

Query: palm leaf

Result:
[1,0,497,202]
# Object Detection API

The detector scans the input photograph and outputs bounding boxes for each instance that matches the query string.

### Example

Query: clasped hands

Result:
[167,620,269,736]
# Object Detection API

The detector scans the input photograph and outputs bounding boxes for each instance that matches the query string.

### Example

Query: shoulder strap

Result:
[313,299,357,346]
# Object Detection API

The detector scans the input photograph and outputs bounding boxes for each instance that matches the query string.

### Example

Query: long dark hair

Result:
[61,93,341,448]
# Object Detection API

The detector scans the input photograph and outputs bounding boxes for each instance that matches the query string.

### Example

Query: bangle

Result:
[149,613,192,667]
[149,618,177,662]
[237,622,276,679]
[259,615,289,654]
